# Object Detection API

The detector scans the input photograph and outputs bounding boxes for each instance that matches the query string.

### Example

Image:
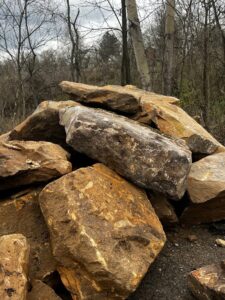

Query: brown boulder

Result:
[59,81,141,114]
[27,280,62,300]
[188,261,225,299]
[0,189,56,280]
[0,234,30,300]
[149,192,178,226]
[39,163,166,299]
[134,94,224,154]
[60,106,191,199]
[8,100,80,146]
[0,140,72,191]
[180,195,225,225]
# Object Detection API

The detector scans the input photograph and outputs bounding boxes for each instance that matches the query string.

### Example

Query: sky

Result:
[0,0,163,60]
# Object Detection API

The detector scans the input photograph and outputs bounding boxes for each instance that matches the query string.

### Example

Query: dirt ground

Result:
[129,224,225,300]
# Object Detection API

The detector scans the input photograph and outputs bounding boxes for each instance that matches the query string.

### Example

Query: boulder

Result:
[39,163,166,300]
[188,261,225,299]
[134,94,224,154]
[59,82,223,154]
[0,189,56,280]
[188,152,225,204]
[180,152,225,225]
[0,234,30,300]
[27,280,62,300]
[0,140,72,191]
[8,100,80,146]
[59,81,141,114]
[149,192,178,226]
[60,106,192,199]
[180,195,225,225]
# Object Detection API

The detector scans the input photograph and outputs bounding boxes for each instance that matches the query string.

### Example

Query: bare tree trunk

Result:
[66,0,80,82]
[121,0,131,86]
[202,0,210,129]
[25,1,38,107]
[126,0,151,90]
[163,0,175,95]
[212,0,225,67]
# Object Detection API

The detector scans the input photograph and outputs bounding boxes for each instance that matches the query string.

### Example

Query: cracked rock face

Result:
[0,234,30,300]
[0,140,72,191]
[188,261,225,300]
[39,163,166,300]
[60,106,192,199]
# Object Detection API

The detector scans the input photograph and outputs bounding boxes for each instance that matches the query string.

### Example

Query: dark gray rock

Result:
[60,106,192,199]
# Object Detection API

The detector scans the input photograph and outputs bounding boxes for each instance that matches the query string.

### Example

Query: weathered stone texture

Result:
[39,163,166,299]
[0,189,56,280]
[60,106,191,199]
[188,261,225,299]
[0,140,72,191]
[0,234,30,300]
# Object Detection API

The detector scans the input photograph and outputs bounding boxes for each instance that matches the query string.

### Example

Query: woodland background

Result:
[0,0,225,142]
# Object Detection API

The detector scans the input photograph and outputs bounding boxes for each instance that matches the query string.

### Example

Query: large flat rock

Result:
[188,261,225,299]
[59,81,141,114]
[8,100,80,147]
[0,234,30,300]
[0,189,56,280]
[134,91,224,154]
[60,106,191,199]
[39,163,166,299]
[0,140,72,191]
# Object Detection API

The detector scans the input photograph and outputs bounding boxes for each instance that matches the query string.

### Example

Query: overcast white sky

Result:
[56,0,163,45]
[0,0,163,59]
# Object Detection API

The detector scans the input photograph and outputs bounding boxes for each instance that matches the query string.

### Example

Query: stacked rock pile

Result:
[0,82,224,299]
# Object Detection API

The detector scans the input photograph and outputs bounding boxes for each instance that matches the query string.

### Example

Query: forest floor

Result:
[129,224,225,300]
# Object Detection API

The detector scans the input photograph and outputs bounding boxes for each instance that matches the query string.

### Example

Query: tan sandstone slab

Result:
[39,163,166,300]
[0,234,30,300]
[0,140,72,191]
[188,261,225,299]
[188,152,225,204]
[7,100,80,146]
[0,189,56,280]
[59,81,141,114]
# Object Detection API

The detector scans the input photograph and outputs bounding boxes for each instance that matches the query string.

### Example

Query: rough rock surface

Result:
[27,280,62,300]
[59,81,140,114]
[0,189,56,280]
[188,152,225,204]
[180,194,225,225]
[60,82,223,154]
[134,93,224,154]
[0,234,30,300]
[60,106,192,199]
[8,100,80,146]
[188,261,225,299]
[39,163,166,300]
[0,140,72,191]
[149,192,178,226]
